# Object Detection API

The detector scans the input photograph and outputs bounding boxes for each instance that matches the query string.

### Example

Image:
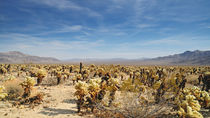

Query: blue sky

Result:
[0,0,210,59]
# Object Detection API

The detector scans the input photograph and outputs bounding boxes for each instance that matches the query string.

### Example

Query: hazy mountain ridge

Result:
[0,51,60,64]
[149,50,210,65]
[0,50,210,65]
[64,50,210,65]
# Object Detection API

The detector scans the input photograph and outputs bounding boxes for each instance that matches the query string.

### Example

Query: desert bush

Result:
[94,91,175,118]
[186,75,199,85]
[42,76,61,86]
[3,79,24,100]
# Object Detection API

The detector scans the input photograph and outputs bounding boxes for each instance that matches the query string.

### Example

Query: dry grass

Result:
[42,75,67,86]
[3,79,24,100]
[186,75,199,85]
[93,89,176,118]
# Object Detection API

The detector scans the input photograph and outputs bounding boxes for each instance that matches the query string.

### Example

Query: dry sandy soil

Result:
[0,80,92,118]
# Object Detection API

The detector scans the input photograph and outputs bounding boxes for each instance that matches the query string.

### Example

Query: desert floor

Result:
[0,77,93,118]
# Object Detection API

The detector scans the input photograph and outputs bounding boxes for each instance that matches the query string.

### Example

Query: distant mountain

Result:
[64,50,210,65]
[0,51,60,64]
[1,50,210,65]
[145,50,210,65]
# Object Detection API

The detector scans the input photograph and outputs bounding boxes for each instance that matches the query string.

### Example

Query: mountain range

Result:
[0,50,210,65]
[0,51,60,64]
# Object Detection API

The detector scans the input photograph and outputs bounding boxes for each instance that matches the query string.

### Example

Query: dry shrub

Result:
[94,90,176,118]
[14,92,44,108]
[119,92,174,118]
[94,105,125,118]
[186,75,199,85]
[28,92,44,105]
[3,79,24,100]
[42,76,58,86]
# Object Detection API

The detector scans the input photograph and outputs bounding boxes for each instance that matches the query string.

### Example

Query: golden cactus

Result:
[0,86,8,100]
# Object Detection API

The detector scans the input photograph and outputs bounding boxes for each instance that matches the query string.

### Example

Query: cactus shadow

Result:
[39,107,77,116]
[62,99,76,104]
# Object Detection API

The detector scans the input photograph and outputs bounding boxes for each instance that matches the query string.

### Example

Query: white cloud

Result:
[137,24,157,28]
[58,25,83,32]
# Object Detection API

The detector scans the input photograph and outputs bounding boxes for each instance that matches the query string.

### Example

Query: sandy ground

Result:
[0,83,89,118]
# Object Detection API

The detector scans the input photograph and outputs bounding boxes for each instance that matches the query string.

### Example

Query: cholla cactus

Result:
[106,78,120,106]
[121,77,144,93]
[63,74,68,81]
[36,69,47,86]
[177,95,203,118]
[176,87,210,118]
[74,78,107,113]
[97,68,105,77]
[88,79,101,100]
[202,72,210,91]
[0,67,7,75]
[188,87,210,108]
[73,74,82,84]
[0,86,8,100]
[83,73,88,80]
[56,71,62,85]
[135,72,140,79]
[74,81,88,112]
[74,69,80,74]
[74,81,88,99]
[21,76,36,87]
[20,77,36,98]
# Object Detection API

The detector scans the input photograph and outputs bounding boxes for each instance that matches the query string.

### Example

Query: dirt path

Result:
[0,84,88,118]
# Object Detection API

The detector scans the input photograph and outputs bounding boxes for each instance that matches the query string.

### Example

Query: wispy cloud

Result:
[0,33,104,59]
[53,25,83,33]
[29,0,82,10]
[137,24,157,29]
[28,0,101,17]
[140,39,180,46]
[1,33,210,59]
[1,0,210,59]
[32,25,84,36]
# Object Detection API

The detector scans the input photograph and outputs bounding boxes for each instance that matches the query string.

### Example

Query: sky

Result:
[0,0,210,60]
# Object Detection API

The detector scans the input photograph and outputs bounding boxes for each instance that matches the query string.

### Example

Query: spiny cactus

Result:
[0,86,8,100]
[36,69,47,86]
[20,76,36,98]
